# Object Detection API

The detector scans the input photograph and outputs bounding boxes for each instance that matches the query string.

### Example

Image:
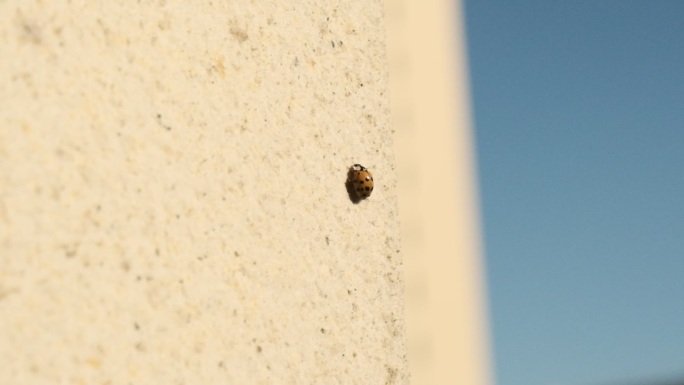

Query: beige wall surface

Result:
[386,0,492,384]
[0,1,408,384]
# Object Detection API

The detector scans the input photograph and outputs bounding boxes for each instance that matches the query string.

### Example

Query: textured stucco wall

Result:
[0,1,408,383]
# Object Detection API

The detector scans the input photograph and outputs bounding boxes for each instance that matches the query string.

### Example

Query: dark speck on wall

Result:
[230,26,249,43]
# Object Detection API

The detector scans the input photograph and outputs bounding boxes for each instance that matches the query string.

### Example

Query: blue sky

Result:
[463,2,684,385]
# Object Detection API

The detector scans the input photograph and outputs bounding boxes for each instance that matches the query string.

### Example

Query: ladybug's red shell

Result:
[351,164,374,199]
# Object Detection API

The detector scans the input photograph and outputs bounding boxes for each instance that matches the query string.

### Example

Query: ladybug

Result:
[349,164,374,199]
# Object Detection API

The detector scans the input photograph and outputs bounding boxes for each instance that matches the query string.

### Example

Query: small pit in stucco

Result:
[230,26,248,43]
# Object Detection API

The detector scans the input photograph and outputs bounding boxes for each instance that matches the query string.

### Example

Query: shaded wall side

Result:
[386,0,493,383]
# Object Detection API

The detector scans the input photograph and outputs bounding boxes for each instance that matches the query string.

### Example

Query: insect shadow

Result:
[345,167,362,204]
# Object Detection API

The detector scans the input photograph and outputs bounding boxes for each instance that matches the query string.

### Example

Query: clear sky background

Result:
[463,2,684,385]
